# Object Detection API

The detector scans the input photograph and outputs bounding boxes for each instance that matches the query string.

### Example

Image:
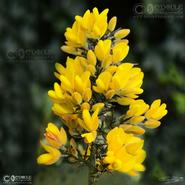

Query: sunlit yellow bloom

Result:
[94,39,129,68]
[78,109,99,132]
[76,8,109,39]
[144,99,167,128]
[94,39,112,69]
[64,21,87,48]
[112,42,129,63]
[103,127,146,175]
[145,99,167,120]
[126,100,149,118]
[93,71,112,95]
[49,57,93,121]
[54,57,91,98]
[78,107,102,143]
[45,123,67,149]
[51,103,78,129]
[37,142,61,165]
[93,63,144,103]
[63,8,109,50]
[110,64,144,101]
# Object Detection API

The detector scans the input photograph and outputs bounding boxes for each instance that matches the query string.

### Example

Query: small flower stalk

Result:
[37,8,167,185]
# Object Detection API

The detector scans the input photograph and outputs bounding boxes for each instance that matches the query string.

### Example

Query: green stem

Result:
[88,144,98,185]
[88,166,96,185]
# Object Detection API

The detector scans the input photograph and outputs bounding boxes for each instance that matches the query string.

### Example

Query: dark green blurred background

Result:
[0,0,185,185]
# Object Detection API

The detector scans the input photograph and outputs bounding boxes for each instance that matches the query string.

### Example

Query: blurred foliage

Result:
[0,0,185,185]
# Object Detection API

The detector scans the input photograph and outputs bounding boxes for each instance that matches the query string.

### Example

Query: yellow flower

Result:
[93,71,112,95]
[121,99,167,133]
[144,99,167,128]
[78,107,103,143]
[64,21,86,48]
[62,7,130,61]
[62,8,109,50]
[145,99,167,120]
[126,100,149,118]
[76,8,109,39]
[37,142,61,165]
[81,131,97,144]
[103,127,146,175]
[112,42,129,63]
[94,39,112,68]
[93,63,144,103]
[45,123,67,149]
[124,99,149,126]
[49,57,93,121]
[94,39,129,68]
[78,109,99,132]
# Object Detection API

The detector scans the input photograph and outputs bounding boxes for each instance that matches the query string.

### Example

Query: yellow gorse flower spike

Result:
[38,7,168,181]
[37,142,61,165]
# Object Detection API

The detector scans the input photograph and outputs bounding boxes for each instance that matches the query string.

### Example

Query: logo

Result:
[2,175,32,184]
[133,2,184,19]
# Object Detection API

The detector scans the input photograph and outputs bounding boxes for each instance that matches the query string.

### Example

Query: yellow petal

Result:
[112,43,129,63]
[125,140,144,155]
[92,103,104,112]
[128,116,145,124]
[108,16,117,31]
[72,92,82,104]
[87,50,96,65]
[60,127,67,145]
[116,97,134,105]
[114,29,130,39]
[81,131,97,143]
[120,124,145,135]
[144,119,161,129]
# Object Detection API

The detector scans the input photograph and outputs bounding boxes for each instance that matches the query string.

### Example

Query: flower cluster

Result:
[37,7,167,180]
